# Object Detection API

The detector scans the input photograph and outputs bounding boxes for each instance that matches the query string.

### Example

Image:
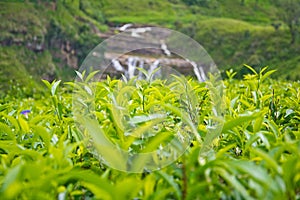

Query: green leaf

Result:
[216,167,255,200]
[41,79,51,90]
[85,70,100,83]
[227,160,272,187]
[4,114,20,132]
[162,103,200,143]
[261,70,276,82]
[18,116,30,132]
[33,125,50,148]
[264,119,280,137]
[115,178,142,199]
[156,171,182,199]
[0,122,14,140]
[80,117,128,171]
[250,148,282,174]
[244,64,258,75]
[59,169,115,200]
[253,112,265,133]
[0,165,22,199]
[245,131,271,150]
[51,80,61,96]
[222,110,262,132]
[129,114,166,124]
[136,67,150,79]
[75,70,83,81]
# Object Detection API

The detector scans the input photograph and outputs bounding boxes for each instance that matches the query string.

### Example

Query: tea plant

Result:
[0,66,299,199]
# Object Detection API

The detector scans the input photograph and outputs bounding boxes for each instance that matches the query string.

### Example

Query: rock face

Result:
[83,25,216,82]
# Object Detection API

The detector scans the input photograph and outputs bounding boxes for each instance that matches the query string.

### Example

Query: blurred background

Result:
[1,0,299,94]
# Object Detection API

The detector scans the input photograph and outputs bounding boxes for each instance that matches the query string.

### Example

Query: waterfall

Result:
[127,57,138,79]
[199,65,207,81]
[119,23,133,31]
[138,59,145,80]
[160,40,171,56]
[129,27,152,38]
[105,26,213,83]
[188,60,206,82]
[110,56,164,80]
[111,56,206,82]
[149,60,160,79]
[112,59,125,72]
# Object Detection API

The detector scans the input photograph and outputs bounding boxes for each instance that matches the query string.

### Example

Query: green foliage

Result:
[0,1,106,91]
[1,0,300,85]
[272,0,300,44]
[181,0,210,7]
[0,67,299,199]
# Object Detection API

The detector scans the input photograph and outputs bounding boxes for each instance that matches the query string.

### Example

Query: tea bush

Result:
[0,66,299,199]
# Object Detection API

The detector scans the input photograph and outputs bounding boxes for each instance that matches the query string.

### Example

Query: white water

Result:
[199,65,207,81]
[112,59,125,72]
[129,27,152,38]
[119,23,133,31]
[148,60,160,79]
[112,57,207,81]
[160,40,171,56]
[112,57,162,80]
[127,57,138,79]
[138,59,145,80]
[188,60,207,82]
[109,26,209,82]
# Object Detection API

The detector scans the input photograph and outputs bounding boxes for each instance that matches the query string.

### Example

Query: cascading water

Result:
[127,57,138,79]
[112,56,161,80]
[111,59,125,72]
[111,55,209,82]
[107,26,212,82]
[148,60,160,79]
[188,60,207,82]
[160,40,171,57]
[137,59,145,80]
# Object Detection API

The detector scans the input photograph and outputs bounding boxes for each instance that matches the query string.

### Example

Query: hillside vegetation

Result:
[0,0,299,94]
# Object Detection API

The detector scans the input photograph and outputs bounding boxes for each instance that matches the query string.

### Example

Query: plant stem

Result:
[182,155,187,200]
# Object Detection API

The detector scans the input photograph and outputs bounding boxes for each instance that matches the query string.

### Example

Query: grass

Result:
[101,0,279,27]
